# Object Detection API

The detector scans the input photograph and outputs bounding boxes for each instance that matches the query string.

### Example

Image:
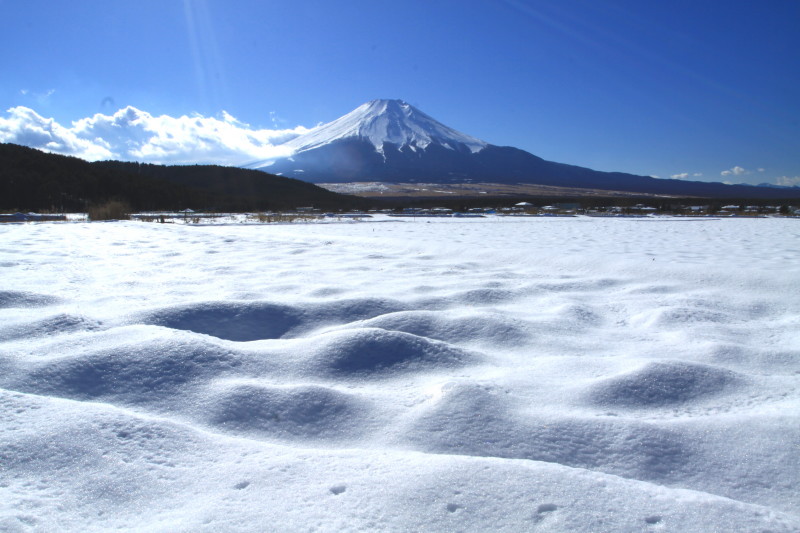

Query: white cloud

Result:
[0,106,114,160]
[693,172,703,177]
[649,174,660,179]
[758,168,765,173]
[0,106,309,166]
[670,172,689,179]
[721,166,746,177]
[776,176,800,187]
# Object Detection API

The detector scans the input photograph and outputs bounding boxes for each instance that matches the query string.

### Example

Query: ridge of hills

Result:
[2,141,798,214]
[256,99,799,200]
[0,143,367,212]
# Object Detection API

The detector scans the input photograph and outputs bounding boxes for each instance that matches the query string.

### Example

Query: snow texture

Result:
[1,216,799,532]
[280,99,488,155]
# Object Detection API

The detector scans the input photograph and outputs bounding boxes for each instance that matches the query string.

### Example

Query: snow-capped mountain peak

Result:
[281,99,488,155]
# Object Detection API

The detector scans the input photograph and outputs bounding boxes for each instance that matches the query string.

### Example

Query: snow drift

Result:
[1,216,799,531]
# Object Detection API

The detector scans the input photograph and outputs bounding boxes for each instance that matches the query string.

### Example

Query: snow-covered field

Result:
[1,216,799,532]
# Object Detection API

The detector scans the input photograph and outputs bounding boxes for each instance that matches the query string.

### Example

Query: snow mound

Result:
[6,335,241,404]
[553,303,604,326]
[405,383,688,481]
[0,313,102,341]
[305,328,478,375]
[587,361,744,408]
[353,310,532,347]
[202,382,373,441]
[634,306,731,328]
[299,297,409,332]
[0,289,61,308]
[450,287,519,306]
[141,297,408,341]
[3,389,798,533]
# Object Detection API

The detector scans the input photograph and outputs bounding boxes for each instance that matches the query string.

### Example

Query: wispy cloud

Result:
[776,176,800,187]
[721,165,747,177]
[19,88,57,106]
[0,106,308,165]
[670,172,705,180]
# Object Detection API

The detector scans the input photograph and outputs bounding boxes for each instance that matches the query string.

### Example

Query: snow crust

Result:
[2,216,799,532]
[280,99,488,155]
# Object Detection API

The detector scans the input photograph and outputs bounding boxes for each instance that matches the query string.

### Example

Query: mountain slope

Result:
[0,143,366,212]
[255,99,486,163]
[254,100,799,199]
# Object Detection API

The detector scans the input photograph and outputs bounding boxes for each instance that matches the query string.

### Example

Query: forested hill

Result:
[0,143,366,212]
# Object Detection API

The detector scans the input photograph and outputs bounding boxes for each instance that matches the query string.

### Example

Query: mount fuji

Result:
[249,99,794,198]
[277,99,488,156]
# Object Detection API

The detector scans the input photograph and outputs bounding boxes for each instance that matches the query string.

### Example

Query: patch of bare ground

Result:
[318,182,684,198]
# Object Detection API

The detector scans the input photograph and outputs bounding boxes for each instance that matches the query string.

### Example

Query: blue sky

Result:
[1,0,798,185]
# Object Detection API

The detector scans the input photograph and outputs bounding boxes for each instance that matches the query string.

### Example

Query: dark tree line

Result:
[2,143,796,213]
[1,143,368,212]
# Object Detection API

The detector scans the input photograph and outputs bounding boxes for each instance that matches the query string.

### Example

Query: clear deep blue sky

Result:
[2,0,798,185]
